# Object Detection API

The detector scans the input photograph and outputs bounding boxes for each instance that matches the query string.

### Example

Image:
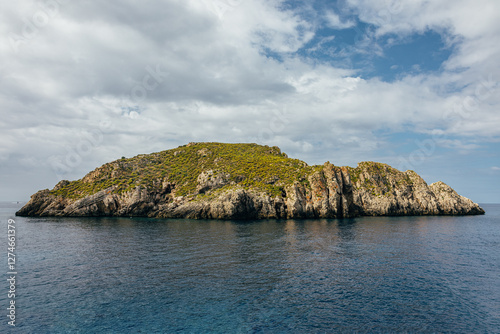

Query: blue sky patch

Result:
[278,0,456,82]
[296,26,454,81]
[372,31,455,81]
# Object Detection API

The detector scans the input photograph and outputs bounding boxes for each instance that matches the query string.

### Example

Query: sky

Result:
[1,0,499,203]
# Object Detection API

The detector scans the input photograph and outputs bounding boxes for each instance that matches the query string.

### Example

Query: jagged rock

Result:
[53,180,70,191]
[16,143,484,219]
[196,170,229,194]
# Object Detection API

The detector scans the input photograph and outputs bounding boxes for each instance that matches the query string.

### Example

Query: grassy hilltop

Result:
[51,142,321,199]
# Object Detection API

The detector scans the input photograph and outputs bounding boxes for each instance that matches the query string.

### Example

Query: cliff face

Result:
[347,162,484,216]
[16,143,484,219]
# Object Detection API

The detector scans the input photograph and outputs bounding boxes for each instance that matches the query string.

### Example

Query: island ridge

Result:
[16,142,485,219]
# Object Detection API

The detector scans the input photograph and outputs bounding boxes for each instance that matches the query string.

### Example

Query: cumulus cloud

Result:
[0,0,499,201]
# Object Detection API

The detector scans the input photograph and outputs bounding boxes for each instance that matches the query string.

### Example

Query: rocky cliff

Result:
[16,143,484,219]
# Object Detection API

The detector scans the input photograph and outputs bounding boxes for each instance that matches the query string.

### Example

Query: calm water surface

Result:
[1,203,499,333]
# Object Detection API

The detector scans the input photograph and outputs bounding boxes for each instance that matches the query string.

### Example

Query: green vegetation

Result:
[49,143,419,201]
[50,142,316,199]
[346,166,361,184]
[346,161,416,197]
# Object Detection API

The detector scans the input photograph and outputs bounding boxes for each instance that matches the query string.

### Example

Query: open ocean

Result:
[1,202,499,333]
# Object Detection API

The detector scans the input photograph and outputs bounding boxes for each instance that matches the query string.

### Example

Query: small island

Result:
[17,142,484,219]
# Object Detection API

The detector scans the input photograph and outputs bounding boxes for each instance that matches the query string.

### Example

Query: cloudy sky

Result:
[1,0,499,203]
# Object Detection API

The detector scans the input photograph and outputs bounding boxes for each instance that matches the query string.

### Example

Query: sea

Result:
[1,202,499,333]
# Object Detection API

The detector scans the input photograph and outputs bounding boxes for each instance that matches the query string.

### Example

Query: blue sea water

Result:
[1,203,499,333]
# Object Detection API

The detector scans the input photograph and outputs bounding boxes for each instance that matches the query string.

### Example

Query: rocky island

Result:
[17,142,484,219]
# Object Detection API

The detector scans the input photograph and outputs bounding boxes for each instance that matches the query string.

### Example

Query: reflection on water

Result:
[0,204,499,333]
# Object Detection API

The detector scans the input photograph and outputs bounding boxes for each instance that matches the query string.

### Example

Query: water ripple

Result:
[1,204,499,333]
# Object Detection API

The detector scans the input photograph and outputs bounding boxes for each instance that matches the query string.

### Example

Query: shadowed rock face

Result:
[16,144,484,219]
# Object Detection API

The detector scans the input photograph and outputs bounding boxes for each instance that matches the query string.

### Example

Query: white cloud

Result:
[325,11,356,29]
[345,0,500,75]
[0,0,499,200]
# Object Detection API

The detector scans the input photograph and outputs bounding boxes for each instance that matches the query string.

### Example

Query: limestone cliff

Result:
[16,143,484,219]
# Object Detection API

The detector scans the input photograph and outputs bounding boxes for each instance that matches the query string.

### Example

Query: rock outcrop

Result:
[16,143,484,219]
